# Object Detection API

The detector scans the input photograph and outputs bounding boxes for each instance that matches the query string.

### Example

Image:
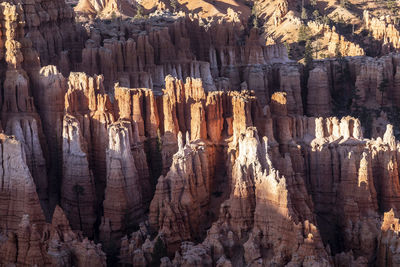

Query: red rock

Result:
[61,115,97,238]
[100,120,144,244]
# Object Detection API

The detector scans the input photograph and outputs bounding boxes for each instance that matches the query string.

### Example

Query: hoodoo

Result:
[1,0,400,265]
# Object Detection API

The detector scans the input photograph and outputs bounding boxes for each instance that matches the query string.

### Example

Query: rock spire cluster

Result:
[2,0,400,266]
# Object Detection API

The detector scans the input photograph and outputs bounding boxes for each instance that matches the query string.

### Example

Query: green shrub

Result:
[298,24,311,43]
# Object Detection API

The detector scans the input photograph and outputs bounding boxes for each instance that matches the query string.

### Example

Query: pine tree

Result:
[298,24,310,43]
[304,40,313,67]
[135,3,144,19]
[73,184,85,231]
[151,237,167,266]
[251,2,261,28]
[170,0,178,12]
[335,43,342,59]
[301,8,308,20]
[310,0,317,7]
[379,78,389,108]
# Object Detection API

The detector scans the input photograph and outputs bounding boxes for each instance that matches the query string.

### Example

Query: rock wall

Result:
[100,120,145,245]
[4,0,400,265]
[62,115,97,238]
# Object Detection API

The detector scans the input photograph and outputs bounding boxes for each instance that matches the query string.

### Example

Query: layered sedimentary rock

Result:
[1,34,49,205]
[120,88,400,265]
[5,0,400,265]
[100,121,144,245]
[278,64,303,115]
[149,132,210,251]
[200,127,330,266]
[72,14,291,95]
[364,11,400,54]
[114,85,157,205]
[307,66,331,116]
[298,116,378,259]
[377,209,400,266]
[0,0,85,71]
[33,66,67,201]
[0,206,106,266]
[307,21,365,58]
[0,134,45,231]
[75,0,137,17]
[65,72,114,205]
[61,115,97,238]
[114,85,159,139]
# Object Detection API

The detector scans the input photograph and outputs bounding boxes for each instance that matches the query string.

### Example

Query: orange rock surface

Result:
[3,0,400,266]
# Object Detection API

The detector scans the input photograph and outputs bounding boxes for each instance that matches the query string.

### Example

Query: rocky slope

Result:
[3,0,400,266]
[74,0,400,61]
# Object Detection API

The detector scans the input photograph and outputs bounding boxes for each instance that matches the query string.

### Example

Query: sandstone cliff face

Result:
[307,21,365,58]
[65,72,114,207]
[296,116,379,259]
[364,11,400,54]
[0,133,105,266]
[75,0,136,17]
[33,66,67,202]
[149,133,210,251]
[1,55,49,207]
[0,206,106,266]
[201,127,330,266]
[100,120,145,246]
[62,115,97,238]
[5,0,400,265]
[0,134,45,232]
[71,15,290,95]
[377,209,400,266]
[0,0,85,72]
[120,90,400,265]
[127,125,331,266]
[307,66,331,116]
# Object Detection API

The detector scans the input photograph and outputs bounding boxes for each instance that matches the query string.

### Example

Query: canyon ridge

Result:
[1,0,400,266]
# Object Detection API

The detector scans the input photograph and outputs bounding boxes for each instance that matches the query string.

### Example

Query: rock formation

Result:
[0,134,45,231]
[62,115,97,238]
[4,0,400,265]
[64,72,114,210]
[0,206,106,266]
[75,0,137,17]
[364,11,400,54]
[307,66,331,116]
[149,132,210,251]
[100,120,145,246]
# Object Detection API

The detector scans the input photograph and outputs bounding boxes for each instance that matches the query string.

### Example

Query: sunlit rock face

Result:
[61,115,97,238]
[4,0,400,266]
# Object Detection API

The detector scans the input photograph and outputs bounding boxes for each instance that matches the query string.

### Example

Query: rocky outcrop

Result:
[65,72,114,207]
[0,0,85,71]
[75,0,137,17]
[0,206,106,266]
[364,11,400,54]
[5,1,400,266]
[119,221,168,266]
[61,115,97,238]
[307,66,331,116]
[201,127,330,266]
[114,85,159,140]
[100,121,145,246]
[33,66,67,202]
[114,85,157,205]
[149,132,210,251]
[0,134,46,231]
[278,64,303,115]
[124,91,400,265]
[307,21,365,58]
[377,209,400,266]
[1,68,49,206]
